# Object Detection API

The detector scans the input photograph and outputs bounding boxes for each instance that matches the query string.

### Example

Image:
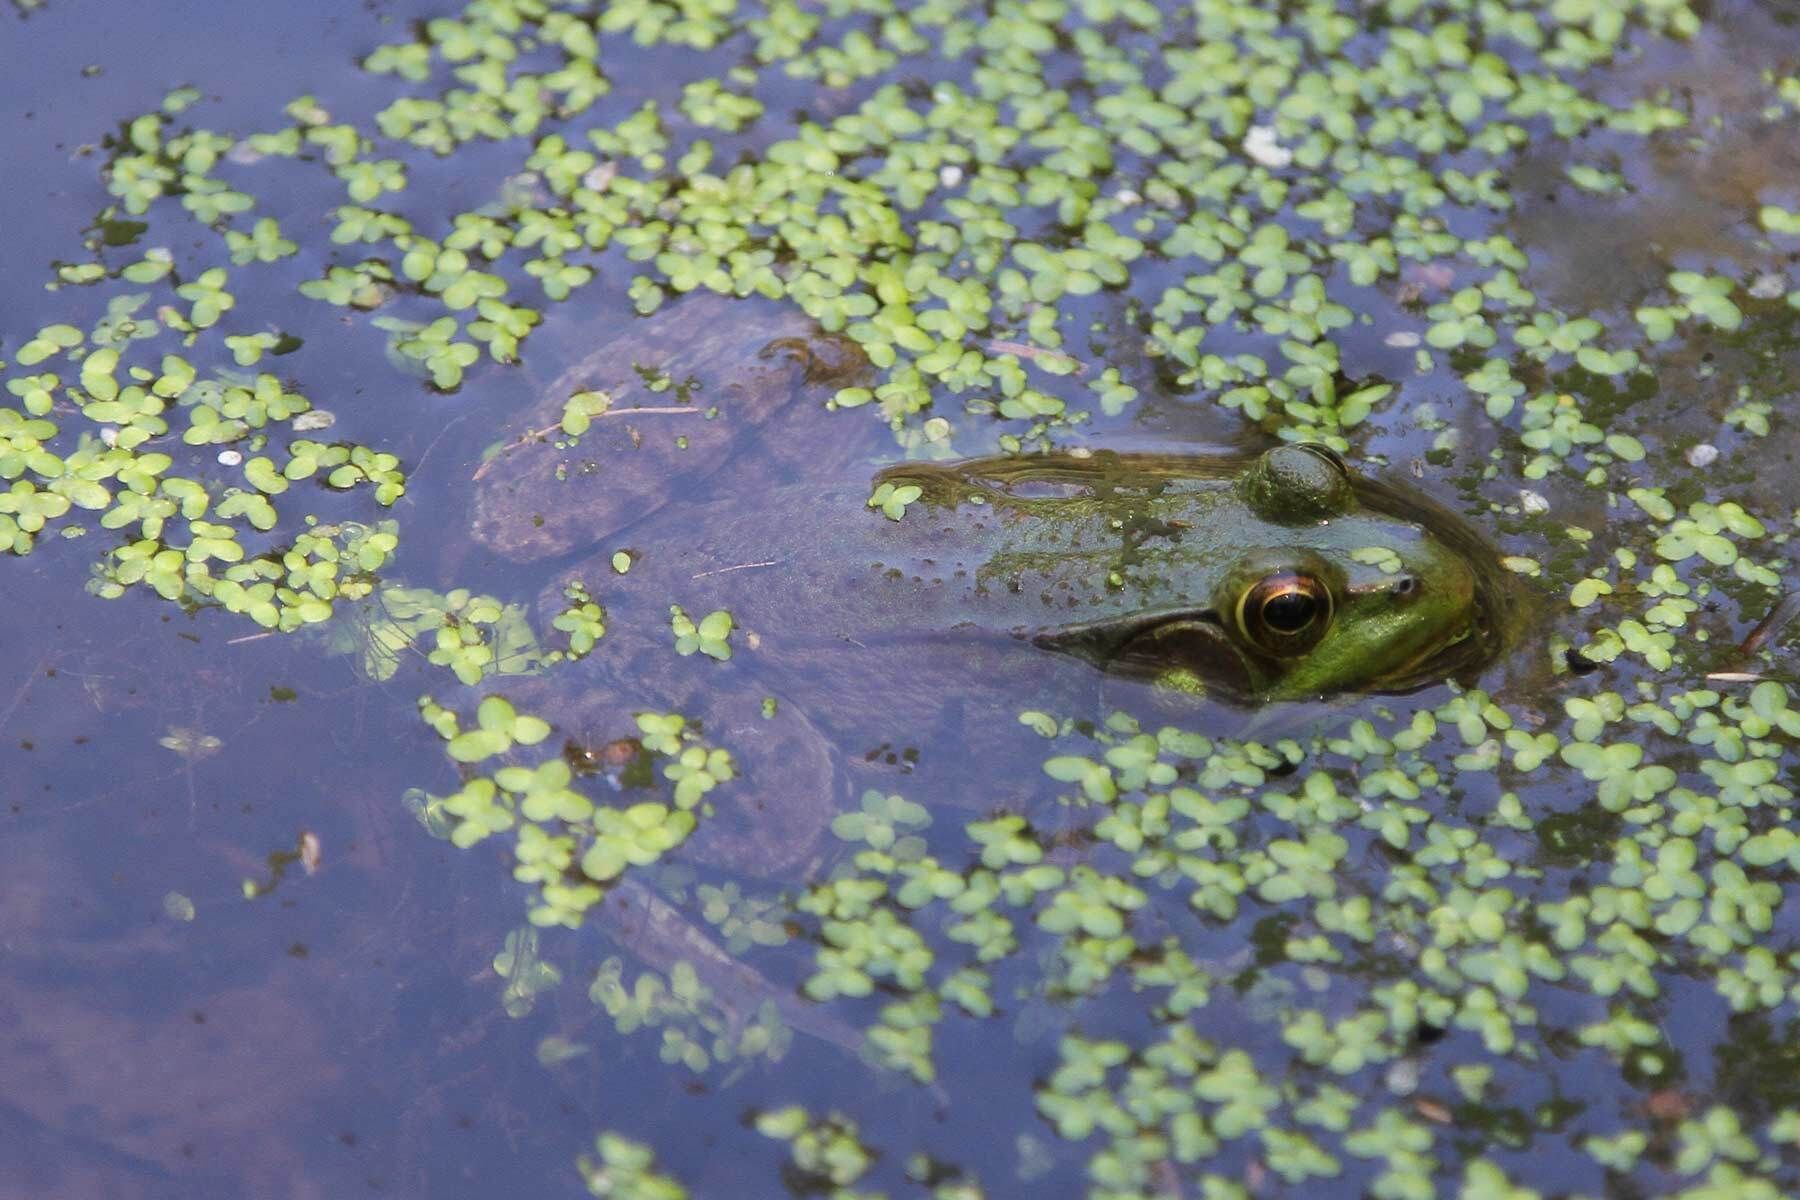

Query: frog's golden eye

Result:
[1237,572,1333,656]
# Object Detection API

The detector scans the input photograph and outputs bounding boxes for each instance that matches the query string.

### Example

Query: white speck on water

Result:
[1244,125,1293,168]
[1385,1057,1421,1097]
[1748,273,1786,300]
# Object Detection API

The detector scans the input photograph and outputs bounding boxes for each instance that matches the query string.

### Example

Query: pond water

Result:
[3,1,1800,1197]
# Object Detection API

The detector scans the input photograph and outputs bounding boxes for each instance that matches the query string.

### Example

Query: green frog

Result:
[463,296,1517,1050]
[467,296,1514,878]
[568,442,1507,706]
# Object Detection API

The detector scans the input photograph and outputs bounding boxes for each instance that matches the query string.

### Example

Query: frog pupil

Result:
[1262,590,1316,633]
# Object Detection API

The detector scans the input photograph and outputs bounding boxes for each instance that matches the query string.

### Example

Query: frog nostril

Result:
[1392,575,1418,599]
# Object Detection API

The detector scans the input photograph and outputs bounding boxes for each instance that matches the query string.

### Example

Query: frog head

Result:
[1036,444,1508,702]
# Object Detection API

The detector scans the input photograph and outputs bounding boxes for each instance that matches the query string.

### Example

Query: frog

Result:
[458,295,1517,1053]
[465,295,1515,882]
[542,440,1506,713]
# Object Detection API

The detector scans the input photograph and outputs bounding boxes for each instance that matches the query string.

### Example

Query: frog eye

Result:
[1236,572,1333,655]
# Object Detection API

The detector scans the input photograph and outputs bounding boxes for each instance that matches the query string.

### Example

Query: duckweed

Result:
[668,604,733,660]
[552,580,607,657]
[10,0,1800,1194]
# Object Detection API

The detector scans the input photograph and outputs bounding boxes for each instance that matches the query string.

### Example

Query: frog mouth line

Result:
[1364,622,1479,693]
[1033,605,1495,702]
[1030,607,1260,699]
[1027,606,1225,664]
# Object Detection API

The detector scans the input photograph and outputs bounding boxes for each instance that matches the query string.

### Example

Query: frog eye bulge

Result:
[1236,572,1333,655]
[1292,442,1349,476]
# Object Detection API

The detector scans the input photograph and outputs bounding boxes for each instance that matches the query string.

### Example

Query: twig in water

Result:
[0,653,48,735]
[691,556,789,580]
